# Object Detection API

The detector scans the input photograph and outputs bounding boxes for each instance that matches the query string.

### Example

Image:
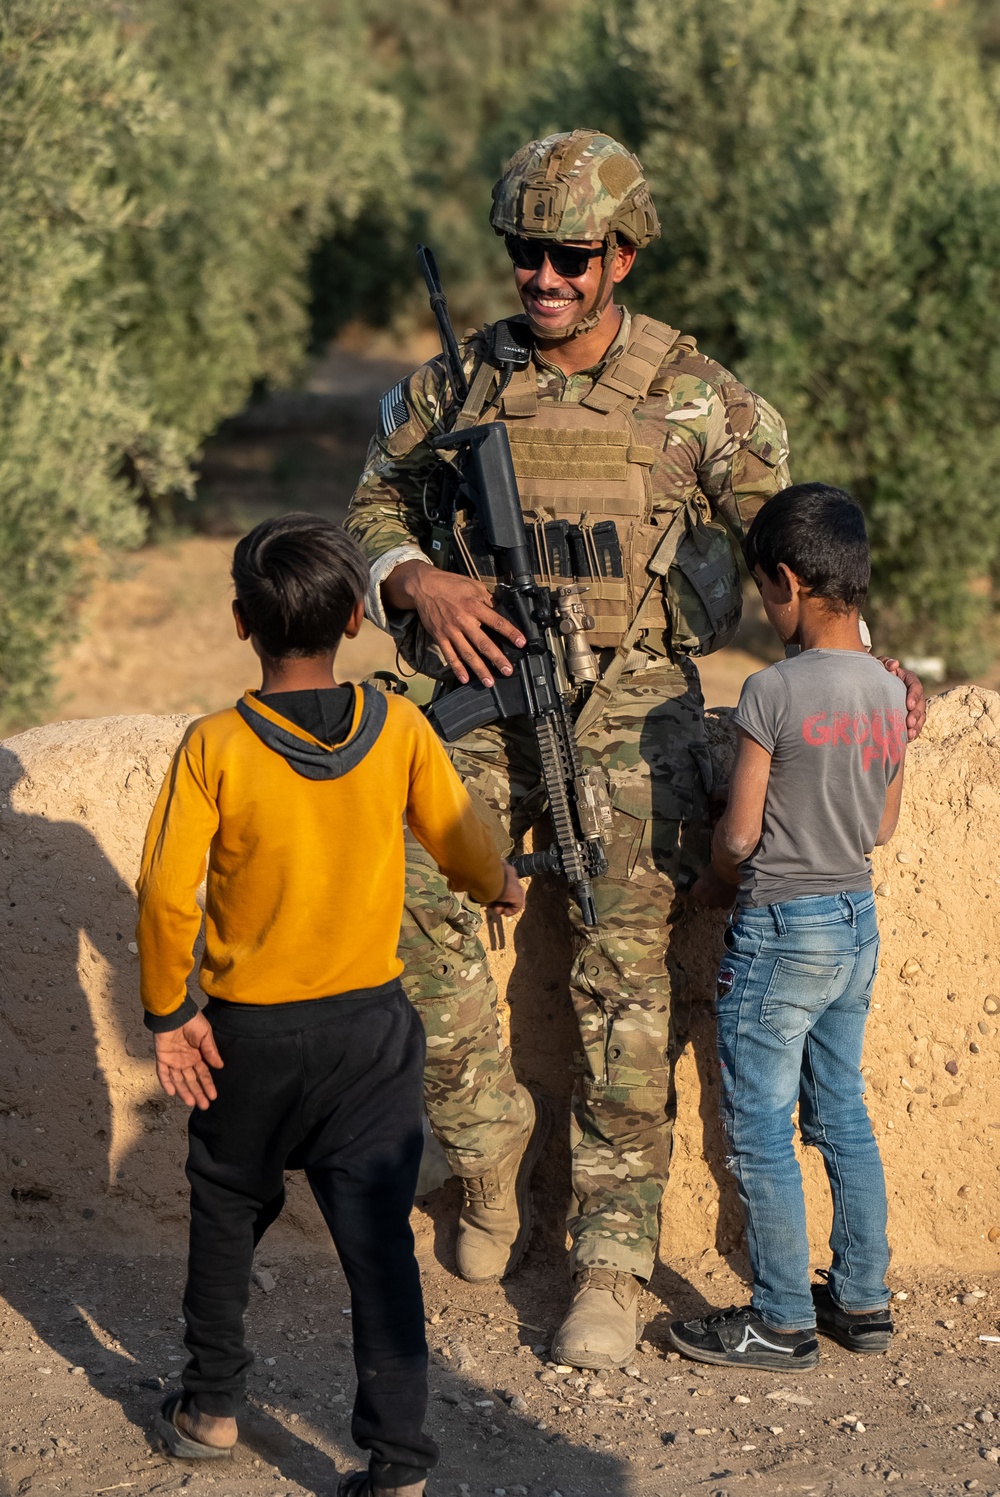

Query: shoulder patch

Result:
[378,380,410,440]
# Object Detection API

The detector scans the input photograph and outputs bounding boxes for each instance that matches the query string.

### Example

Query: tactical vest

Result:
[452,314,743,656]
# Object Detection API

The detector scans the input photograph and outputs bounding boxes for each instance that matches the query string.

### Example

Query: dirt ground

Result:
[2,1242,998,1497]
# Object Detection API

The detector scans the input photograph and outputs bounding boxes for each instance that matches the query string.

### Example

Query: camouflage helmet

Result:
[490,129,659,248]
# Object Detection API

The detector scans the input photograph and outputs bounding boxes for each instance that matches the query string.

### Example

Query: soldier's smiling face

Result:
[512,239,637,340]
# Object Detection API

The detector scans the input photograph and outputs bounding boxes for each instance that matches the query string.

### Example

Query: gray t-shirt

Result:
[734,649,907,907]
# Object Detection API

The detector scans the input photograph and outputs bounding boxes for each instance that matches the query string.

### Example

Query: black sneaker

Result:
[811,1284,894,1353]
[668,1304,820,1370]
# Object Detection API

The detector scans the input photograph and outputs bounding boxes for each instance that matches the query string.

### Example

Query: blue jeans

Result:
[715,891,889,1331]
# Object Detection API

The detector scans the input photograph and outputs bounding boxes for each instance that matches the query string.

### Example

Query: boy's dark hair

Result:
[744,483,870,611]
[232,513,369,658]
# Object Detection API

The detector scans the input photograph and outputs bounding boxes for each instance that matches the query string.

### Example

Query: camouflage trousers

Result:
[398,657,710,1282]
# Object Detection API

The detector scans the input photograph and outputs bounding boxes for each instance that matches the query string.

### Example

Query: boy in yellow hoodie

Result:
[137,513,521,1496]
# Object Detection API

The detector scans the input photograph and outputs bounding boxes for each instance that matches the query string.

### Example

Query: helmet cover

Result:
[490,129,660,248]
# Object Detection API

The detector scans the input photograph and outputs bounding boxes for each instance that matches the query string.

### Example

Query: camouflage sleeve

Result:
[701,380,791,544]
[344,353,456,565]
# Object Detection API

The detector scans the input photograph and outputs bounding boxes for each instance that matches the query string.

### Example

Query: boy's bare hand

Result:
[154,1013,223,1110]
[691,866,739,910]
[487,860,525,918]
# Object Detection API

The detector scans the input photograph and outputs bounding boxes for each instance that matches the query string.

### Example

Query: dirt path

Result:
[2,1240,997,1497]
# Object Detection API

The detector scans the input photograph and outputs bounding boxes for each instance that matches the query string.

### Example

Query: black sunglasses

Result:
[504,235,606,278]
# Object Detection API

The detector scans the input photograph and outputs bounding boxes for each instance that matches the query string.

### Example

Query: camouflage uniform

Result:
[346,317,789,1281]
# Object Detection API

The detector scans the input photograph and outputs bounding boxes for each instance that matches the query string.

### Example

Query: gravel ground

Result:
[2,1240,998,1497]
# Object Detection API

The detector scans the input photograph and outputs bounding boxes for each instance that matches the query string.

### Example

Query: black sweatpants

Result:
[180,982,438,1487]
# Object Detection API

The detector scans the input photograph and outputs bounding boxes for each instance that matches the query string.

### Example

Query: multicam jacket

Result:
[346,306,790,665]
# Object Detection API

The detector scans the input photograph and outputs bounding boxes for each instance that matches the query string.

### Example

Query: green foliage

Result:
[0,0,398,723]
[310,0,580,340]
[509,0,1000,670]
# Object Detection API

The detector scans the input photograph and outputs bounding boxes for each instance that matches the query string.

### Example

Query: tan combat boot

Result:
[455,1087,550,1283]
[551,1267,644,1369]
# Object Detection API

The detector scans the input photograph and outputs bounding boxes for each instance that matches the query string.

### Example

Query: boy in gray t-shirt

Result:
[669,483,906,1374]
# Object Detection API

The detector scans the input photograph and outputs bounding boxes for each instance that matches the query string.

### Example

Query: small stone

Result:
[264,1357,276,1366]
[885,1473,902,1483]
[946,1060,960,1076]
[538,1370,559,1384]
[69,1366,85,1376]
[440,1391,461,1405]
[138,1376,163,1390]
[971,1043,982,1054]
[979,1021,994,1035]
[39,1448,54,1461]
[895,851,912,864]
[552,1364,573,1373]
[733,1394,751,1404]
[875,882,891,896]
[493,1488,506,1495]
[894,1291,909,1300]
[694,1426,713,1435]
[961,1294,982,1306]
[588,1381,608,1397]
[990,1227,1000,1244]
[942,1320,956,1330]
[895,1376,910,1387]
[900,958,921,980]
[127,940,139,954]
[982,1448,1000,1464]
[624,1364,641,1378]
[766,1389,813,1407]
[252,1268,276,1294]
[977,1411,996,1424]
[984,997,1000,1015]
[510,1394,529,1413]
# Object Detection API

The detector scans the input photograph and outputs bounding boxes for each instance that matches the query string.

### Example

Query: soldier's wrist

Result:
[383,557,433,610]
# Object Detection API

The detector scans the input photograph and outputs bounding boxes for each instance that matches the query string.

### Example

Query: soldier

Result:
[345,129,924,1370]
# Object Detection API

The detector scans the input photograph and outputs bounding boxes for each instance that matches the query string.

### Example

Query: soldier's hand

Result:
[877,658,927,740]
[154,1012,223,1110]
[486,859,525,918]
[383,561,526,687]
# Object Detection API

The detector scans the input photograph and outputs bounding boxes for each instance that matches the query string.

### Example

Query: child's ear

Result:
[343,599,365,640]
[775,563,799,602]
[232,600,251,641]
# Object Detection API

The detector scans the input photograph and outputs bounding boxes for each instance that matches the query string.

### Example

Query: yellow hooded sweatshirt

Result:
[136,685,504,1029]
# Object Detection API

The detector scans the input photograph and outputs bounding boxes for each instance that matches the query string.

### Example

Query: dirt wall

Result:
[1,690,998,1270]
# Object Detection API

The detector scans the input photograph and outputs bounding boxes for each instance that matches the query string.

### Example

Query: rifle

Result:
[416,245,613,927]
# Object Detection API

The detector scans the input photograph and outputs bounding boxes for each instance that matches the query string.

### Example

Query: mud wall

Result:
[1,691,998,1268]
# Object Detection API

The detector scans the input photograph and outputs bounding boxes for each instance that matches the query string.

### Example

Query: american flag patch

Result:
[378,380,409,438]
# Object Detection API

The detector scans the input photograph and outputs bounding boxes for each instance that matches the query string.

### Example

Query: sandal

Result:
[155,1391,235,1460]
[337,1476,372,1497]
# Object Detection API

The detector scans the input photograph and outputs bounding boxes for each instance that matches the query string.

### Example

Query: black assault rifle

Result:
[416,244,612,927]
